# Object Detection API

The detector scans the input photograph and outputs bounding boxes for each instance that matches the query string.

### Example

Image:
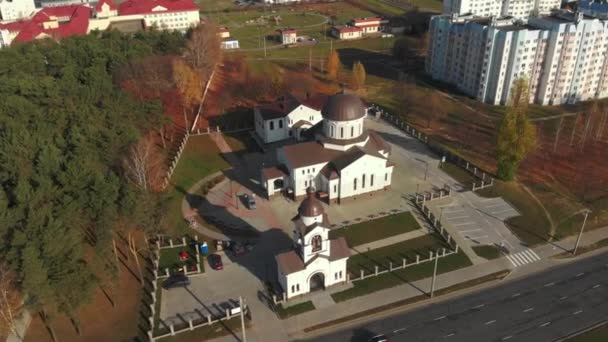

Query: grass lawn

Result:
[472,245,502,260]
[439,161,477,188]
[569,323,608,342]
[158,242,205,275]
[329,212,421,247]
[276,301,316,319]
[477,181,552,247]
[198,0,237,12]
[410,0,443,11]
[347,234,452,275]
[332,250,472,302]
[224,132,259,156]
[165,135,230,236]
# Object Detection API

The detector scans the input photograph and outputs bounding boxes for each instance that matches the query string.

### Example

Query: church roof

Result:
[262,165,288,180]
[276,250,304,274]
[275,236,350,275]
[322,93,367,122]
[256,93,328,121]
[298,187,325,217]
[294,213,332,236]
[330,237,350,261]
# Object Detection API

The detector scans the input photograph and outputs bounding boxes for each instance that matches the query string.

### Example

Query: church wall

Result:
[284,257,348,299]
[302,226,330,263]
[323,117,365,140]
[286,105,322,128]
[292,162,329,197]
[338,154,392,199]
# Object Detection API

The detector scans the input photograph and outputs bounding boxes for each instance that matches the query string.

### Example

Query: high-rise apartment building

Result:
[426,11,608,105]
[442,0,561,19]
[0,0,36,21]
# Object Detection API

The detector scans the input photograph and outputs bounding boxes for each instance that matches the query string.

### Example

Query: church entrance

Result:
[309,272,325,292]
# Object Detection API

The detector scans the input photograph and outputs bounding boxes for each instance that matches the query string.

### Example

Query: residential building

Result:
[442,0,561,19]
[218,26,230,38]
[117,0,199,31]
[0,0,36,21]
[261,92,394,203]
[220,38,238,49]
[275,188,350,299]
[331,25,362,40]
[40,0,92,7]
[426,11,608,105]
[579,0,608,18]
[349,17,388,34]
[277,27,296,45]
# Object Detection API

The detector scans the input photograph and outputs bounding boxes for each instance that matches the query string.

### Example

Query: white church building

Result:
[276,188,350,299]
[261,92,394,204]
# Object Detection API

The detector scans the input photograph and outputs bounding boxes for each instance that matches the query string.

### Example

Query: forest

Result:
[0,29,188,334]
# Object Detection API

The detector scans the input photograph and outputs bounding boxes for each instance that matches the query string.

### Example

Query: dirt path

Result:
[522,184,556,239]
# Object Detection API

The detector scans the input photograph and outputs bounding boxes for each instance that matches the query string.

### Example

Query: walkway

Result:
[350,229,427,254]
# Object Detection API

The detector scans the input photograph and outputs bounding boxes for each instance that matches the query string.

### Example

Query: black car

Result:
[369,335,390,342]
[162,274,190,289]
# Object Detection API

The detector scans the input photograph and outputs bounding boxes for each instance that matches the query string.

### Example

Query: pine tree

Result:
[496,78,537,180]
[326,49,341,81]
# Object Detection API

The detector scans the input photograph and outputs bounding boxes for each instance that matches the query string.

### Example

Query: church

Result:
[275,188,350,299]
[261,92,394,203]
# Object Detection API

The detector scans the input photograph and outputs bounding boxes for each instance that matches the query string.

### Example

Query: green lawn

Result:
[569,323,608,342]
[477,181,552,246]
[347,234,452,276]
[439,161,477,188]
[158,242,205,275]
[411,0,443,11]
[329,212,421,247]
[276,301,315,319]
[332,250,472,302]
[224,132,259,157]
[197,0,237,12]
[472,245,502,260]
[165,135,230,236]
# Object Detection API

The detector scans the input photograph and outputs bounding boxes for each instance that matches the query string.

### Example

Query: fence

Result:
[161,132,189,190]
[379,109,494,191]
[151,235,205,279]
[329,207,408,229]
[413,190,460,252]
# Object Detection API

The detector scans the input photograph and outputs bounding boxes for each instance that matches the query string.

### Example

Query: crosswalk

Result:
[506,249,541,267]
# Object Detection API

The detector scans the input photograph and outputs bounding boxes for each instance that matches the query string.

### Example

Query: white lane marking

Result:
[513,253,528,265]
[544,282,555,287]
[473,304,485,309]
[523,307,534,313]
[485,320,497,325]
[435,315,446,321]
[593,284,601,289]
[442,209,464,214]
[393,328,407,333]
[528,249,541,260]
[512,293,521,298]
[539,322,551,328]
[560,296,568,300]
[518,252,532,264]
[467,235,489,240]
[573,310,583,315]
[443,333,455,338]
[491,209,517,214]
[524,249,541,261]
[446,215,470,220]
[454,222,477,227]
[485,203,506,208]
[502,336,513,341]
[460,228,482,233]
[576,272,585,277]
[506,255,520,267]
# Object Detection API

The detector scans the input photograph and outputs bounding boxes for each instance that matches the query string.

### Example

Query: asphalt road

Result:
[309,251,608,342]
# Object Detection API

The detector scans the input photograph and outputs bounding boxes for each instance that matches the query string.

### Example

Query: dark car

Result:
[162,274,190,289]
[369,335,390,342]
[208,254,224,270]
[244,193,256,209]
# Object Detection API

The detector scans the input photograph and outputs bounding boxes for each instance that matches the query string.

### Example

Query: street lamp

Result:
[430,248,440,298]
[572,209,592,256]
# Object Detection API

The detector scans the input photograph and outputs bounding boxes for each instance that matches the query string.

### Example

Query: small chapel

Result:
[275,188,350,299]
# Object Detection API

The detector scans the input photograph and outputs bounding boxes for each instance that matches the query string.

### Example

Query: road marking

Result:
[507,255,520,267]
[573,310,583,315]
[454,222,476,227]
[491,209,516,214]
[467,235,489,240]
[443,333,455,338]
[524,250,541,261]
[560,296,568,300]
[512,293,521,297]
[593,284,601,289]
[473,304,485,309]
[435,315,446,321]
[393,328,407,333]
[544,282,555,287]
[576,272,585,277]
[540,322,551,328]
[485,203,507,208]
[485,320,496,325]
[523,307,534,313]
[446,215,470,220]
[513,253,528,265]
[502,336,513,341]
[460,228,482,233]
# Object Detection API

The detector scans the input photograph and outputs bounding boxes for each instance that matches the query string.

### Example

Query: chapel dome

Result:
[298,187,325,218]
[322,93,366,122]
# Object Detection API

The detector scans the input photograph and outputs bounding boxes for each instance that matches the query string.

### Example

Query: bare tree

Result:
[0,263,22,339]
[595,104,608,141]
[123,137,160,191]
[553,116,564,153]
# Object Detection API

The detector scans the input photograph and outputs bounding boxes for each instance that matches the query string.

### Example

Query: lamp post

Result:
[239,296,247,342]
[430,249,440,298]
[572,209,591,256]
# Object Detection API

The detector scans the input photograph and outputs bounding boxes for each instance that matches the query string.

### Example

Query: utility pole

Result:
[572,210,591,256]
[439,207,445,222]
[264,35,267,58]
[424,161,429,181]
[430,249,440,298]
[309,48,312,72]
[239,296,247,342]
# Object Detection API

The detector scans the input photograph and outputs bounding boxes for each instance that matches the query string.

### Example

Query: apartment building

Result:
[426,11,608,105]
[442,0,561,19]
[0,0,36,21]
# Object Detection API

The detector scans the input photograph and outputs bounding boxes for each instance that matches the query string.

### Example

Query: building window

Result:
[354,178,357,190]
[340,127,344,138]
[385,173,388,181]
[302,170,305,175]
[351,126,354,137]
[371,174,374,186]
[311,235,322,252]
[291,285,295,293]
[279,119,283,128]
[296,284,300,291]
[333,184,337,193]
[330,125,334,136]
[270,121,274,130]
[304,180,308,187]
[339,271,343,278]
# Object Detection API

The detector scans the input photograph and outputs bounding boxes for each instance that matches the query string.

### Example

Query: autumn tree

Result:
[350,61,366,90]
[0,263,22,339]
[326,49,341,81]
[427,92,444,129]
[173,59,203,130]
[496,78,537,180]
[123,136,161,191]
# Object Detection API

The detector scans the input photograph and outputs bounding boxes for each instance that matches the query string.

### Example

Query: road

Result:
[308,251,608,342]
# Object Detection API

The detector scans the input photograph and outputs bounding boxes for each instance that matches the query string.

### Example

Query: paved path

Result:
[350,229,428,254]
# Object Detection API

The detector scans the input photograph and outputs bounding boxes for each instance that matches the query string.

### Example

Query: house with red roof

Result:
[277,28,297,45]
[331,25,362,40]
[349,17,388,34]
[117,0,200,31]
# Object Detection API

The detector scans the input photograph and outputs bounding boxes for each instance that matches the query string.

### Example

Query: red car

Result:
[208,254,223,270]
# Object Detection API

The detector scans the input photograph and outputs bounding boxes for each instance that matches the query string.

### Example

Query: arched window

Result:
[351,126,354,137]
[311,235,322,252]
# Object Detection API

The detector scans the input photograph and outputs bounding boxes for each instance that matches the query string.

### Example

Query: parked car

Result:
[244,193,256,209]
[208,254,224,270]
[162,274,190,289]
[369,334,390,342]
